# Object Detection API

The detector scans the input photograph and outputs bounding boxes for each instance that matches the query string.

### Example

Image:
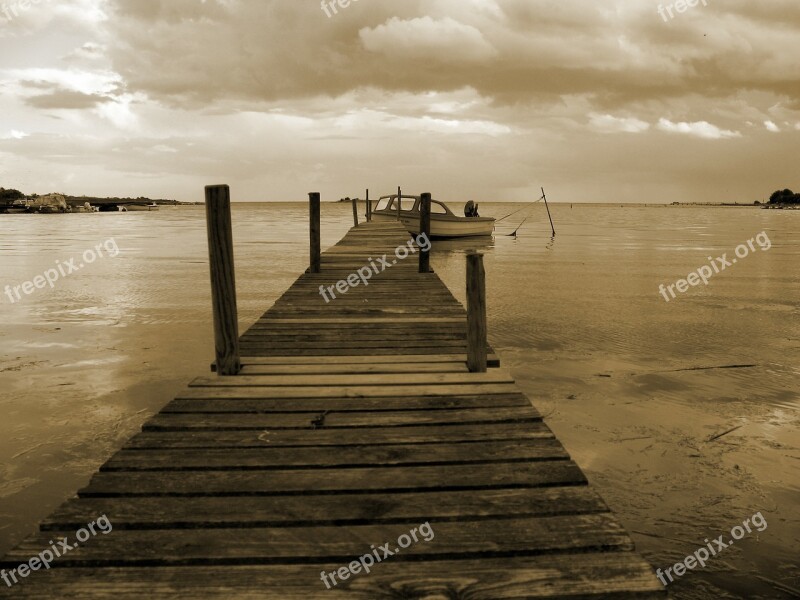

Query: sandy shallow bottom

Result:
[0,204,797,599]
[505,351,799,599]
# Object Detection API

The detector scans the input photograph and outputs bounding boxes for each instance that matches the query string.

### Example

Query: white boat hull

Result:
[371,210,494,238]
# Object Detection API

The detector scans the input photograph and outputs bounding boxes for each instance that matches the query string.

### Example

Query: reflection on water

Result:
[0,203,798,598]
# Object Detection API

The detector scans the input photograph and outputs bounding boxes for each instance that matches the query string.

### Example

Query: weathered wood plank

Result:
[101,439,568,471]
[78,462,587,496]
[190,372,514,387]
[173,383,520,399]
[238,363,469,375]
[142,406,541,431]
[0,555,667,599]
[164,393,533,413]
[3,514,632,566]
[42,487,607,530]
[240,354,471,363]
[124,422,554,449]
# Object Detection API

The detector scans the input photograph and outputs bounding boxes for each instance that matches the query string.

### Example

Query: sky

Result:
[0,0,798,203]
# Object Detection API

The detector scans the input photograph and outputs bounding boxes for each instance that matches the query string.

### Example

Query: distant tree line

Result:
[1,186,178,206]
[769,189,800,204]
[0,187,25,200]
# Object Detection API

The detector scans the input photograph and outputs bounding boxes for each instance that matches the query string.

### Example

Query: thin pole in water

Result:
[542,187,556,237]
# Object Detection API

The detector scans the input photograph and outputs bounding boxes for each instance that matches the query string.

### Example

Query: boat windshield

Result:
[378,196,415,211]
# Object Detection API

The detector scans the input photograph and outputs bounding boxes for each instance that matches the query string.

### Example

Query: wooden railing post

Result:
[309,192,321,273]
[366,189,371,222]
[352,197,359,227]
[466,253,487,373]
[204,185,241,376]
[419,192,431,273]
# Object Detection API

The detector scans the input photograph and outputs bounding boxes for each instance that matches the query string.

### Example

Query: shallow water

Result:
[0,203,797,598]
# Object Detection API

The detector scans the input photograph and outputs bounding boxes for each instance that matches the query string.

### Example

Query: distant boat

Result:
[126,203,159,212]
[1,200,28,214]
[372,194,494,238]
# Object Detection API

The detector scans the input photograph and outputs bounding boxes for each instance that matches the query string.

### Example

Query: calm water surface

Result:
[0,203,797,598]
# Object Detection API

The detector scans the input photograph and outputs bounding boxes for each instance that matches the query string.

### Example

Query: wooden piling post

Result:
[352,197,359,227]
[366,189,371,222]
[204,185,241,376]
[466,252,487,373]
[396,186,402,221]
[419,192,431,273]
[309,192,321,273]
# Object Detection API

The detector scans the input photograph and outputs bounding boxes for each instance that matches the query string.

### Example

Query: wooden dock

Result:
[0,217,665,598]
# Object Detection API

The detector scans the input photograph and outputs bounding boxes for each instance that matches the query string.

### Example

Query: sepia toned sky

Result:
[0,0,798,203]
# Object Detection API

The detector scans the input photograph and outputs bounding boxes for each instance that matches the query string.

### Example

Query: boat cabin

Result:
[375,195,456,216]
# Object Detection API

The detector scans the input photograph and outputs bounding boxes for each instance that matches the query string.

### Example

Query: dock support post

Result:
[309,192,321,273]
[466,252,487,373]
[204,185,241,376]
[366,189,371,222]
[352,197,359,227]
[419,192,431,273]
[396,186,401,221]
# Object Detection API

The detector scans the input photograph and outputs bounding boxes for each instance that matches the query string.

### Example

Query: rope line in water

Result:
[495,195,545,222]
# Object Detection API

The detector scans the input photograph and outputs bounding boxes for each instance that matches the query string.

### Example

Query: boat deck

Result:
[0,220,664,598]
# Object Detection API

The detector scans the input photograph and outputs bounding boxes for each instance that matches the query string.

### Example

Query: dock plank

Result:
[78,461,588,496]
[0,556,665,599]
[3,514,633,566]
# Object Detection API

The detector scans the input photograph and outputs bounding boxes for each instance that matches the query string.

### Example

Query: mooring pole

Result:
[365,188,371,222]
[542,187,556,237]
[419,192,431,273]
[204,185,241,376]
[466,252,487,373]
[309,192,321,273]
[352,197,359,227]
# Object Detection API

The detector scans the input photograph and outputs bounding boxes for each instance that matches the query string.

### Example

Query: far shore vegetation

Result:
[0,186,181,208]
[766,189,800,205]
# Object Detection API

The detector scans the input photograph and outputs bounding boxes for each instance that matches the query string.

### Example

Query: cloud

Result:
[26,89,106,110]
[764,120,780,132]
[1,0,799,204]
[657,118,741,139]
[589,113,650,133]
[1,130,29,140]
[360,16,498,62]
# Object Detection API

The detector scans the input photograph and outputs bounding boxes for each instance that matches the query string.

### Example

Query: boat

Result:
[1,199,28,214]
[126,203,159,211]
[371,194,495,238]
